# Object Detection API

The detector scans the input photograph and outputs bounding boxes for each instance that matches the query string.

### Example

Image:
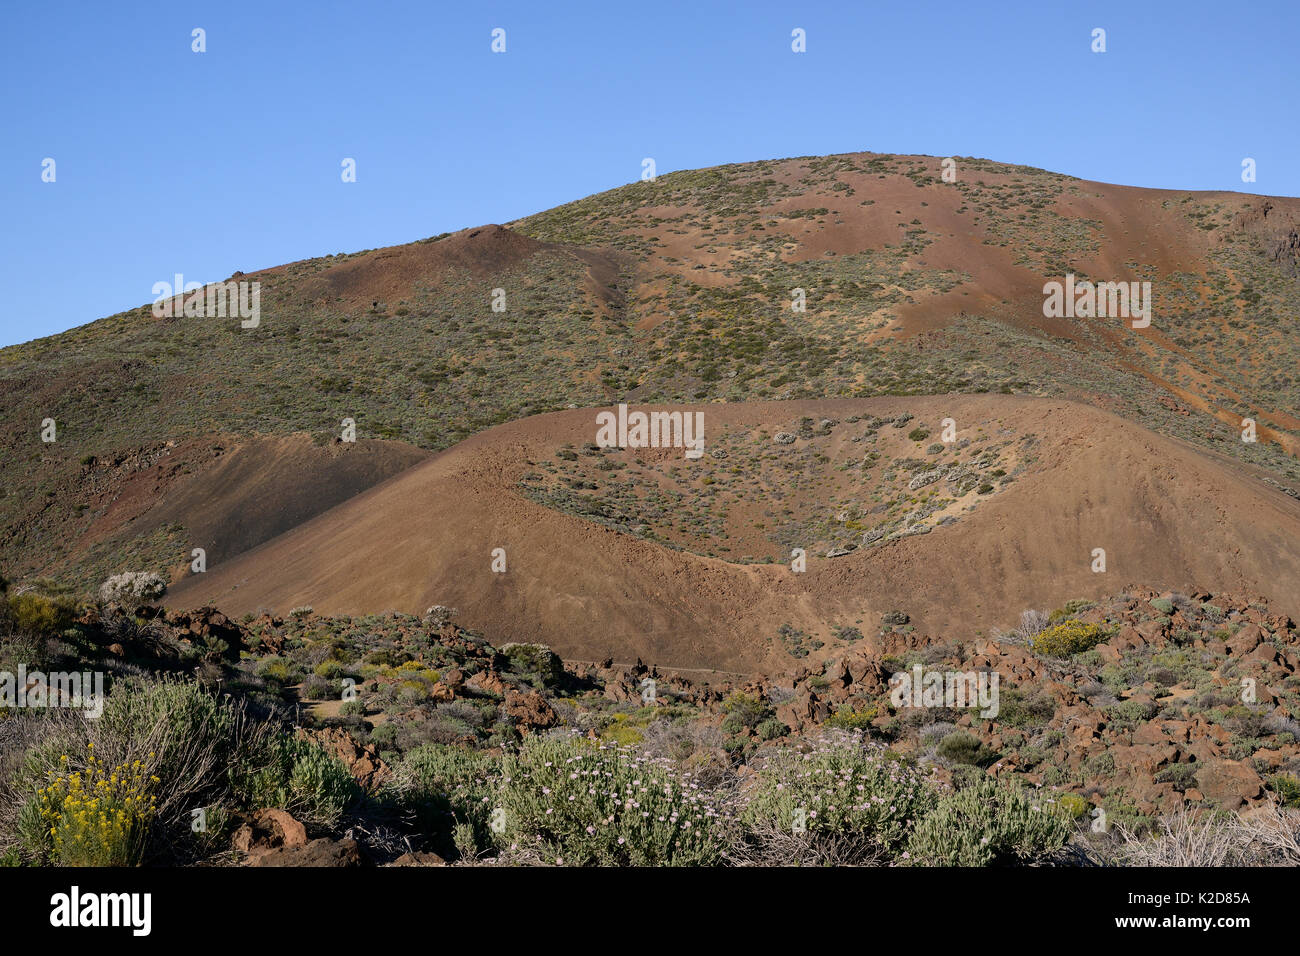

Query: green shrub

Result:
[497,734,728,866]
[1269,773,1300,808]
[1084,752,1115,776]
[235,733,358,832]
[313,659,344,679]
[721,692,772,734]
[936,731,998,767]
[1029,621,1109,657]
[1108,699,1158,725]
[904,778,1071,865]
[602,716,645,746]
[302,676,332,700]
[1048,599,1095,622]
[256,657,299,684]
[994,690,1055,728]
[1149,598,1175,615]
[500,642,564,687]
[948,763,986,791]
[403,743,496,791]
[1154,763,1198,789]
[397,743,499,858]
[262,737,357,828]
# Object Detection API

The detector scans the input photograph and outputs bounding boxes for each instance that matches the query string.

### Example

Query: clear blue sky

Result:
[2,0,1296,348]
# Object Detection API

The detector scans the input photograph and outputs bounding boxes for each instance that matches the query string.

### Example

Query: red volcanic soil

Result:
[166,396,1300,674]
[246,223,627,314]
[72,434,430,580]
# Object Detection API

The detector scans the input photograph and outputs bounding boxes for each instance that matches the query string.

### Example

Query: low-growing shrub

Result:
[500,642,564,687]
[825,704,877,730]
[497,734,728,866]
[238,734,358,828]
[98,572,167,605]
[1155,764,1198,789]
[602,714,645,746]
[1054,792,1090,820]
[904,777,1071,865]
[395,743,499,858]
[313,659,344,680]
[33,745,158,866]
[720,692,772,735]
[1029,621,1109,657]
[12,675,270,853]
[936,731,998,767]
[1047,599,1096,622]
[740,732,936,860]
[1268,773,1300,808]
[1108,699,1159,725]
[6,592,76,636]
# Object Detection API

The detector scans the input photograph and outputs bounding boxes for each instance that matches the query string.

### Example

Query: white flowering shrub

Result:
[740,731,937,855]
[98,571,167,605]
[496,733,730,866]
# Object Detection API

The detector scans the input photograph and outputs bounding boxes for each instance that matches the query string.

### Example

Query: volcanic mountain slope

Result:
[166,395,1300,674]
[3,152,1299,587]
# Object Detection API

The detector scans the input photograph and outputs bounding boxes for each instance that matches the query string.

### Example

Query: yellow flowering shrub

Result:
[1029,621,1109,657]
[37,744,158,866]
[1054,792,1091,820]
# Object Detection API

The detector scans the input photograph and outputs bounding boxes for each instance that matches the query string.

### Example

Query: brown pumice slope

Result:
[166,395,1300,673]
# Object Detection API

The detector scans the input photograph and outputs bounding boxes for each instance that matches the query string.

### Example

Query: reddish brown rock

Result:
[1228,624,1264,656]
[466,669,507,697]
[251,837,369,867]
[1132,722,1169,746]
[232,808,308,861]
[300,727,390,791]
[503,688,559,732]
[1195,759,1264,810]
[391,850,448,866]
[162,606,245,660]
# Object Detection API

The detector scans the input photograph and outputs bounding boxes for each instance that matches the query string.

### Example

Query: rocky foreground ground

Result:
[3,579,1297,867]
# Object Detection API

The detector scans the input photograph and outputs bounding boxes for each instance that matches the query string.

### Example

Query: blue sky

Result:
[2,0,1296,348]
